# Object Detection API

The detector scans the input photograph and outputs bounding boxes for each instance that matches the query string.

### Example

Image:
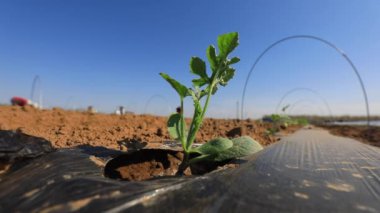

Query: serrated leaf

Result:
[196,138,233,155]
[190,57,208,79]
[219,67,235,86]
[228,57,240,65]
[206,45,218,73]
[160,73,189,98]
[213,136,263,162]
[217,32,239,59]
[167,113,181,140]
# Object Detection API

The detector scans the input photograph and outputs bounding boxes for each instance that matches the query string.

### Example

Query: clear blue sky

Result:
[1,0,379,118]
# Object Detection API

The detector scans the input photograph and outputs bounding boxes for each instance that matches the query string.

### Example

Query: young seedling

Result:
[263,114,309,135]
[160,32,263,175]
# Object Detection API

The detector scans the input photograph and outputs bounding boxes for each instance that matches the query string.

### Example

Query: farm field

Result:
[0,105,290,150]
[1,1,380,211]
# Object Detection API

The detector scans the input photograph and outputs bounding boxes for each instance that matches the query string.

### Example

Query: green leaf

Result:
[206,45,218,73]
[167,113,187,143]
[188,154,213,164]
[213,136,263,162]
[199,90,207,99]
[167,113,181,140]
[195,138,233,155]
[190,57,208,79]
[192,78,208,88]
[281,104,290,112]
[200,85,218,98]
[228,57,240,65]
[210,85,219,95]
[270,114,281,122]
[217,32,239,59]
[160,73,189,98]
[219,67,235,86]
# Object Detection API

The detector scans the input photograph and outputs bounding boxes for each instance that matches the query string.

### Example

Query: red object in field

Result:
[11,97,29,106]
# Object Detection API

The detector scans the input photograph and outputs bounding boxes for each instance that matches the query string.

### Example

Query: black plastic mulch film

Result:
[0,129,379,212]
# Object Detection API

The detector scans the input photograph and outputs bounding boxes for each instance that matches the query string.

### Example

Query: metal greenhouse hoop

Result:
[241,35,370,126]
[286,99,325,116]
[30,75,43,108]
[64,96,78,110]
[143,94,172,115]
[275,87,333,119]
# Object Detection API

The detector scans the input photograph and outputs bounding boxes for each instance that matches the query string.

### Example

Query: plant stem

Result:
[185,81,215,151]
[178,82,215,175]
[200,82,215,120]
[180,98,186,151]
[176,151,189,175]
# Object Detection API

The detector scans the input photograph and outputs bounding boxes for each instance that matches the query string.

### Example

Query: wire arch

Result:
[30,75,42,108]
[143,94,172,115]
[275,87,333,119]
[241,35,370,126]
[288,101,325,116]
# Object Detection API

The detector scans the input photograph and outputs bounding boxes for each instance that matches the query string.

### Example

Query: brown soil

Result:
[104,149,189,181]
[320,125,380,147]
[0,105,279,150]
[0,105,301,181]
[104,149,239,181]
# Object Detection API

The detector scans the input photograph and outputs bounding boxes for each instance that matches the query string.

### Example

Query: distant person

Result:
[87,105,97,113]
[115,106,125,115]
